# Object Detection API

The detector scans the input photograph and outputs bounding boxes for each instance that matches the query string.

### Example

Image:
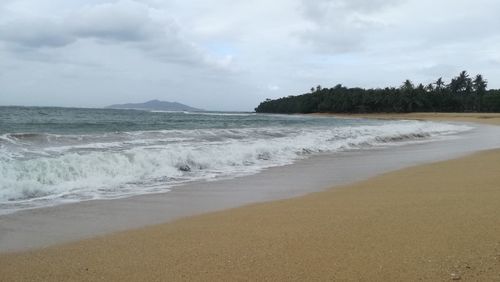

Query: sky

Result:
[0,0,499,111]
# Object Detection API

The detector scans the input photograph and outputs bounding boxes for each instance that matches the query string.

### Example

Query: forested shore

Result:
[255,71,500,113]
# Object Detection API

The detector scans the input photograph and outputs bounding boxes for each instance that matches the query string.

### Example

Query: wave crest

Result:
[0,121,471,213]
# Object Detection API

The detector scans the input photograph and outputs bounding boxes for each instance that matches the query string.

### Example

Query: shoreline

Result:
[2,120,499,253]
[311,112,500,125]
[1,113,500,280]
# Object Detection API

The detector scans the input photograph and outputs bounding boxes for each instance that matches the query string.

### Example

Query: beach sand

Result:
[329,112,500,126]
[1,114,500,281]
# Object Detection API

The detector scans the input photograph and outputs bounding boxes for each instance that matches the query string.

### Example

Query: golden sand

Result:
[1,113,499,281]
[327,112,500,126]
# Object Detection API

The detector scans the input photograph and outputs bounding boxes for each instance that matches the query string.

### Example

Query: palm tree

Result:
[449,71,473,111]
[465,77,473,95]
[425,83,435,92]
[400,79,414,92]
[400,80,415,112]
[435,77,445,92]
[449,71,466,94]
[473,74,487,111]
[473,74,487,92]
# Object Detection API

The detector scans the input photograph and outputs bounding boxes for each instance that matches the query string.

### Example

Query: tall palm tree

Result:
[473,74,488,111]
[449,71,470,94]
[400,80,415,112]
[473,74,487,92]
[435,77,445,92]
[425,83,435,92]
[401,79,414,92]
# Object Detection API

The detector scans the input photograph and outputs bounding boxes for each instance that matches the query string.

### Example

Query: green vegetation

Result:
[255,71,500,113]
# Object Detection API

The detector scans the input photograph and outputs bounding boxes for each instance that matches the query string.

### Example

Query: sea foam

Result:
[0,120,471,214]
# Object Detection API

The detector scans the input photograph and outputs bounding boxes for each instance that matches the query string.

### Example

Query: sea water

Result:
[0,106,471,214]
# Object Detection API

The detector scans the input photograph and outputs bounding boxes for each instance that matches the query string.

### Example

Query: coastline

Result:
[314,112,500,126]
[1,113,500,280]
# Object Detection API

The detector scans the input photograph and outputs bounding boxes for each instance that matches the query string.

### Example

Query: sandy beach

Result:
[1,114,500,281]
[328,112,500,126]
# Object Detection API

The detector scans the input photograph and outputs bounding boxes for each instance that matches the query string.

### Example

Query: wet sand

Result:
[1,114,500,281]
[327,112,500,126]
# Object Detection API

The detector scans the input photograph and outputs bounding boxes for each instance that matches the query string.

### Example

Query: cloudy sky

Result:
[0,0,499,111]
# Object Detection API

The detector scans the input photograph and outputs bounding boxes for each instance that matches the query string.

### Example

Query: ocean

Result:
[0,106,471,215]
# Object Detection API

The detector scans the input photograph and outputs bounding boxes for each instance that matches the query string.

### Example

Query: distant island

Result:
[255,71,500,114]
[107,100,203,112]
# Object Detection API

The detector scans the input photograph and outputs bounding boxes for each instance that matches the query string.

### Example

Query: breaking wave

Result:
[0,120,471,214]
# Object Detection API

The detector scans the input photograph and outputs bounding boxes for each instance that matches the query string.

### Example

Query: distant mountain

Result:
[107,100,203,112]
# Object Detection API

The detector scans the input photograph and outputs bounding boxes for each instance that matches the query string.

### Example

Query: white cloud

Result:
[267,85,280,91]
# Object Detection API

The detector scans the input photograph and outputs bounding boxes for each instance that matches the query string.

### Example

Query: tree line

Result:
[255,71,500,113]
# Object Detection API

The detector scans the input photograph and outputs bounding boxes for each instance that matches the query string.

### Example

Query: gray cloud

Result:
[0,0,215,68]
[68,1,163,42]
[0,19,73,48]
[301,0,402,21]
[0,0,499,111]
[298,0,404,53]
